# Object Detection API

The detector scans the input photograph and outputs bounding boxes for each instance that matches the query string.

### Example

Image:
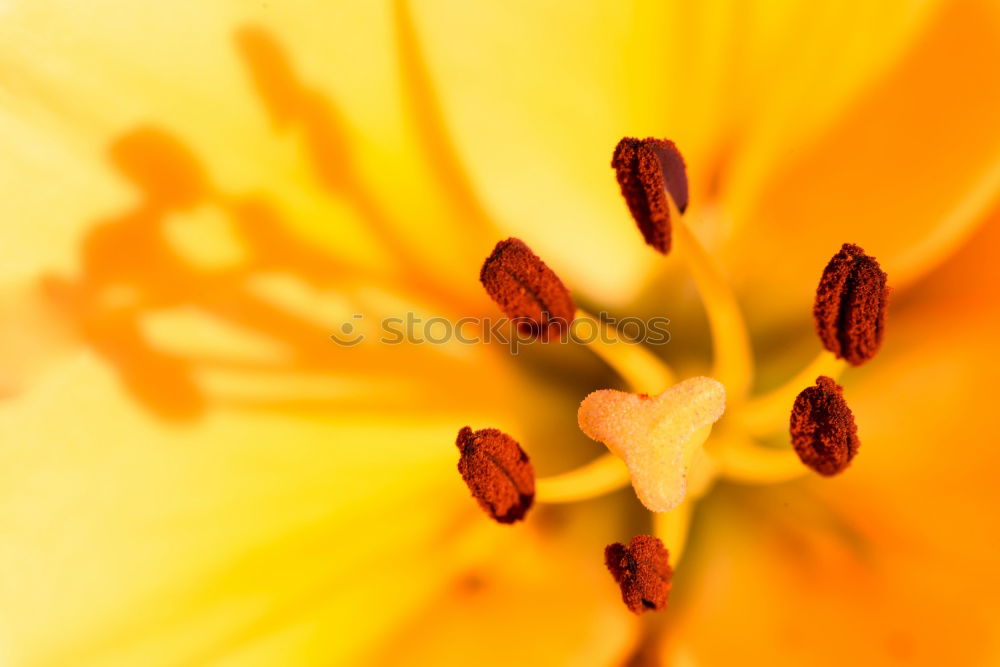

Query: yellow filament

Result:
[737,349,847,436]
[672,216,754,402]
[535,453,630,503]
[575,308,674,393]
[709,429,807,484]
[654,501,693,566]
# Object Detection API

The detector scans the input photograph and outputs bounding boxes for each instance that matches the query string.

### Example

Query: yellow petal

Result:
[726,0,1000,330]
[0,350,529,665]
[0,1,497,299]
[405,0,946,305]
[365,509,639,667]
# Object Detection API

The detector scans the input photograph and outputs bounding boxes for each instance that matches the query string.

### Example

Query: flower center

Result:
[454,136,890,614]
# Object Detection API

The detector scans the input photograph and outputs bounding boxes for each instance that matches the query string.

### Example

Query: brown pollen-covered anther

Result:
[604,535,672,614]
[790,376,860,476]
[479,237,575,340]
[813,243,889,365]
[456,426,535,524]
[612,137,689,254]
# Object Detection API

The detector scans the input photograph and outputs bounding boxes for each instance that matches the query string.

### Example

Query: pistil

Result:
[653,501,693,566]
[577,377,726,513]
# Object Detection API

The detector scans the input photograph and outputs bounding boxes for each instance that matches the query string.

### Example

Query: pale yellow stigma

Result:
[577,377,726,512]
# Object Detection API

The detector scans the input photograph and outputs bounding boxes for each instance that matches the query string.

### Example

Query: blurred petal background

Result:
[1,0,999,665]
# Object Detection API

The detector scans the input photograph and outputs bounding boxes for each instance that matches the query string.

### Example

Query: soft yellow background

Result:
[1,0,999,665]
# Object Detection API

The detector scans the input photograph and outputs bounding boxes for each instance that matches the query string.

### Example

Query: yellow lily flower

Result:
[2,1,999,665]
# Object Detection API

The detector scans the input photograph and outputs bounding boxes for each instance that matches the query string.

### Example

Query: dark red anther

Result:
[814,243,889,365]
[604,535,672,614]
[790,376,860,476]
[612,137,689,254]
[456,426,535,524]
[479,238,575,340]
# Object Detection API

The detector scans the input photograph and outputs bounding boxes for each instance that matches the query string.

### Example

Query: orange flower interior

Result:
[457,138,889,614]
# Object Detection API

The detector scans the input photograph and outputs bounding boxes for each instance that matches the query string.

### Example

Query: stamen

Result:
[535,452,630,503]
[479,238,575,340]
[789,376,860,476]
[456,426,535,523]
[612,136,753,398]
[604,535,672,614]
[814,243,889,365]
[709,426,808,484]
[737,350,846,436]
[611,137,688,253]
[578,377,726,512]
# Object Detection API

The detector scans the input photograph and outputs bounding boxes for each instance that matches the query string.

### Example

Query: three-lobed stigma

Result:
[577,377,726,513]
